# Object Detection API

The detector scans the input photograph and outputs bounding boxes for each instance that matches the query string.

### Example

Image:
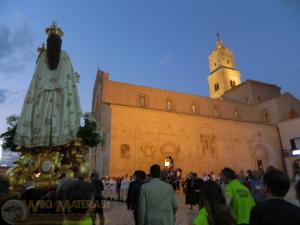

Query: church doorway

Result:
[256,160,264,176]
[292,160,300,180]
[164,156,174,169]
[254,144,269,175]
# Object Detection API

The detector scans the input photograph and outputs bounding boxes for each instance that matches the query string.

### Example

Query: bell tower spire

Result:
[207,34,241,99]
[216,32,223,49]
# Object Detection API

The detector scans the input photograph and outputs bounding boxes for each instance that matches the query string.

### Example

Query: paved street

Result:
[101,191,198,225]
[100,186,299,225]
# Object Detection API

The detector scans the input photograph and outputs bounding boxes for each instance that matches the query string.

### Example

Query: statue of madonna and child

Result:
[8,22,90,188]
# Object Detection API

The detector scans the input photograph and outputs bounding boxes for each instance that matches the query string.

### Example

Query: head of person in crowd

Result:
[136,170,146,181]
[150,164,161,178]
[201,180,236,225]
[133,170,139,180]
[56,178,77,201]
[265,165,276,173]
[192,173,198,179]
[0,175,9,197]
[246,170,253,178]
[296,180,300,203]
[261,168,290,199]
[62,179,96,222]
[220,167,237,184]
[160,170,169,182]
[90,171,99,180]
[77,176,85,181]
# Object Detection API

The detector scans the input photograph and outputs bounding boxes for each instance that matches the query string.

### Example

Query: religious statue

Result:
[7,22,89,189]
[14,22,81,148]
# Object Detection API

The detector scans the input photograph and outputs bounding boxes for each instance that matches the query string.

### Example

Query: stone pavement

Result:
[100,191,197,225]
[100,187,299,225]
[100,191,196,225]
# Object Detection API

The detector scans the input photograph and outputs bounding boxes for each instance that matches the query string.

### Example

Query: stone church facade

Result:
[89,37,300,177]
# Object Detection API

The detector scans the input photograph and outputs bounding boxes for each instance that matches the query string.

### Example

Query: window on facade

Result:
[140,96,145,107]
[214,107,219,117]
[263,109,269,123]
[205,139,208,149]
[234,110,239,120]
[289,109,297,119]
[290,137,300,150]
[167,100,172,111]
[230,80,236,88]
[227,60,230,64]
[192,104,197,113]
[214,83,219,92]
[257,96,262,103]
[214,62,217,67]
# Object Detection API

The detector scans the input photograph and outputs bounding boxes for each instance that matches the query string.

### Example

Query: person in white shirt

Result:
[103,177,110,200]
[109,177,117,200]
[121,175,130,201]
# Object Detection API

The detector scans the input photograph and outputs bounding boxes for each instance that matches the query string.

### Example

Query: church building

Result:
[89,36,300,177]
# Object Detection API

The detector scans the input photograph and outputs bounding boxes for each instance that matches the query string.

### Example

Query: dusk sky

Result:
[0,1,300,158]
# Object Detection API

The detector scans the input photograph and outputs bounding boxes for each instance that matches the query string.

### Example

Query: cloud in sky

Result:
[160,53,172,65]
[0,26,12,58]
[0,89,8,103]
[0,15,34,75]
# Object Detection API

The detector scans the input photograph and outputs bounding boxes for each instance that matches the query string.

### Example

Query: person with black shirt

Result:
[116,177,122,201]
[90,172,105,225]
[296,180,300,204]
[126,170,146,225]
[250,168,300,225]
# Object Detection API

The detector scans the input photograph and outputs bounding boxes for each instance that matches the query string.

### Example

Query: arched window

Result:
[230,80,236,88]
[140,95,145,107]
[257,96,262,103]
[263,108,269,123]
[214,83,219,92]
[234,110,239,120]
[214,107,219,117]
[166,100,172,111]
[192,104,197,113]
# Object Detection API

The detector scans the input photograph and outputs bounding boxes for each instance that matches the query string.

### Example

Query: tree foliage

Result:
[0,113,102,150]
[0,115,19,151]
[76,113,100,148]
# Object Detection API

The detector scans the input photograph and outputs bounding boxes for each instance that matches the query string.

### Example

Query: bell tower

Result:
[208,33,241,99]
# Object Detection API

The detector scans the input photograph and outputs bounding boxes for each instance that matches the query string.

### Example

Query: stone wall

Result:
[101,79,259,123]
[107,105,283,176]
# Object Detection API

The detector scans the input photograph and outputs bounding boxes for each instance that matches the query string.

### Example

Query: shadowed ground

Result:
[99,186,299,225]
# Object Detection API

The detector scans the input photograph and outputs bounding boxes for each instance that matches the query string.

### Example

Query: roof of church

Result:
[224,79,280,94]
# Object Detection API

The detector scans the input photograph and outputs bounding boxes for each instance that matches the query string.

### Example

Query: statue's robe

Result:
[14,50,81,147]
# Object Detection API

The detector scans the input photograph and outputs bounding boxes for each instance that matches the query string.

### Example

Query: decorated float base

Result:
[7,139,89,189]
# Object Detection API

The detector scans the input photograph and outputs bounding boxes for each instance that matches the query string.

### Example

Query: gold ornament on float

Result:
[7,139,89,189]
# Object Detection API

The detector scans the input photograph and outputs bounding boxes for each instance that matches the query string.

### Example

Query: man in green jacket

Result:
[221,167,255,225]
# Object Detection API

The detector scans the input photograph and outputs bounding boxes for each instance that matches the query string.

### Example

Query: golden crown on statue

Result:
[45,21,63,37]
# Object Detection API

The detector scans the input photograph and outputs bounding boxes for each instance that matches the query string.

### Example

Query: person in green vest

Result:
[193,180,236,225]
[221,167,255,225]
[60,179,96,225]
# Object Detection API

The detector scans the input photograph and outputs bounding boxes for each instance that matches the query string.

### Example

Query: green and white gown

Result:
[14,50,82,147]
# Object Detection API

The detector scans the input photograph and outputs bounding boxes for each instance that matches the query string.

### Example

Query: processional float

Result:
[7,22,90,189]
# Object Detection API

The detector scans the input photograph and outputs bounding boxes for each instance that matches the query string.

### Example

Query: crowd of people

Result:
[187,167,300,225]
[100,175,131,201]
[0,165,300,225]
[126,166,300,225]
